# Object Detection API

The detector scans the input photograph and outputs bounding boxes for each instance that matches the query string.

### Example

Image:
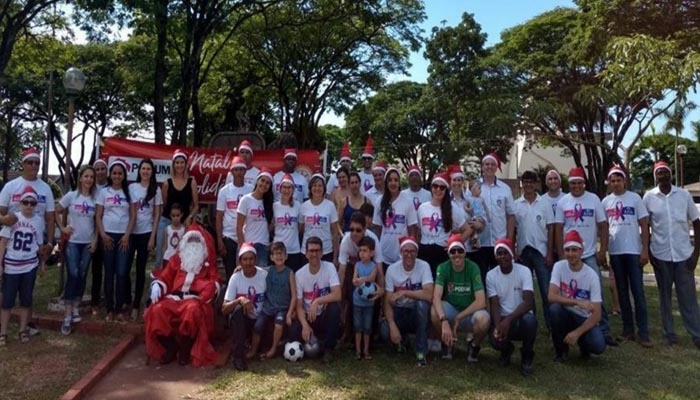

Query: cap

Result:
[280,173,295,186]
[482,152,502,172]
[339,141,351,162]
[568,167,586,182]
[238,140,253,155]
[21,148,40,162]
[172,149,188,161]
[431,172,450,187]
[109,158,128,172]
[563,230,584,249]
[238,242,257,258]
[399,235,418,250]
[19,185,38,201]
[372,160,388,172]
[607,165,626,180]
[448,163,464,180]
[284,148,298,159]
[407,165,422,177]
[231,156,246,170]
[494,238,514,258]
[653,161,671,176]
[257,167,273,182]
[447,233,465,252]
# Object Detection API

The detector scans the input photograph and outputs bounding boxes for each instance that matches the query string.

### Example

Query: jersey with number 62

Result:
[1,212,45,274]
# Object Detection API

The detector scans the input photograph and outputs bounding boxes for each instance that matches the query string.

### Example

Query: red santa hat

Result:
[238,140,253,155]
[310,173,326,184]
[431,172,450,188]
[399,235,418,250]
[280,173,295,186]
[563,230,584,250]
[546,168,561,181]
[93,158,107,168]
[653,160,671,176]
[257,167,273,182]
[339,141,351,162]
[448,163,464,180]
[372,160,388,172]
[172,149,188,161]
[568,167,586,183]
[482,152,502,172]
[494,237,515,258]
[362,136,374,159]
[607,164,626,180]
[109,158,128,172]
[447,233,465,252]
[238,242,257,258]
[407,165,422,177]
[384,167,400,181]
[20,185,38,201]
[284,148,298,159]
[231,156,246,170]
[22,148,40,162]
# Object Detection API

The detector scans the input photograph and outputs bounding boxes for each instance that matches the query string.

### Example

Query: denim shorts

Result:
[442,301,490,332]
[353,305,373,334]
[2,268,38,309]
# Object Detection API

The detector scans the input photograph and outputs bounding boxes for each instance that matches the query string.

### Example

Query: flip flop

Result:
[355,353,362,360]
[364,353,372,360]
[19,330,29,344]
[0,334,7,347]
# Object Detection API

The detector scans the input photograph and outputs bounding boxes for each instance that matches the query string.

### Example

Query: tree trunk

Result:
[152,0,169,144]
[2,110,13,184]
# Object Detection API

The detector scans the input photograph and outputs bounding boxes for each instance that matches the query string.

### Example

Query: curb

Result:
[60,335,137,400]
[11,312,144,337]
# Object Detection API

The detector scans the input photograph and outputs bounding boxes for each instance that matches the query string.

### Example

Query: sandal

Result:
[0,334,7,347]
[364,353,372,360]
[19,330,29,343]
[355,353,362,360]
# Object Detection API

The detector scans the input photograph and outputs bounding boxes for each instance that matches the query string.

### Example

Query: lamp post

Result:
[677,144,688,187]
[62,67,86,190]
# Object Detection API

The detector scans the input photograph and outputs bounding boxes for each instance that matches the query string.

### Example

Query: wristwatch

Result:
[440,315,448,322]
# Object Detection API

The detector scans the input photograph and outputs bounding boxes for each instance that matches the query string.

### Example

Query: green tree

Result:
[631,132,700,189]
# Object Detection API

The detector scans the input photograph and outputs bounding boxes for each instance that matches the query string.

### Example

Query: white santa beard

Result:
[180,241,206,274]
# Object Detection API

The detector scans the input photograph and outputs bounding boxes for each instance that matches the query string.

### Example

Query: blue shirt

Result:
[353,260,376,307]
[262,266,292,314]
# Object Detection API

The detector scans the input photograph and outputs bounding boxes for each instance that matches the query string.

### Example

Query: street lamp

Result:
[677,144,688,187]
[62,67,86,190]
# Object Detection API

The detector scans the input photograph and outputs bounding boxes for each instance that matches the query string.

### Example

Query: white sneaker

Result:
[428,339,442,353]
[71,309,82,323]
[61,317,72,336]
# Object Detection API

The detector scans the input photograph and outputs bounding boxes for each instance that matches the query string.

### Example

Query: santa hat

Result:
[653,160,671,176]
[362,136,374,159]
[482,152,502,172]
[563,230,584,249]
[372,160,388,172]
[568,167,586,182]
[448,163,464,180]
[546,168,561,181]
[431,172,450,188]
[20,186,38,201]
[93,158,107,168]
[109,158,128,172]
[257,167,273,182]
[494,238,515,258]
[399,235,418,250]
[447,233,465,252]
[231,156,246,170]
[283,148,297,159]
[172,149,188,161]
[238,242,257,258]
[280,173,295,186]
[22,148,40,162]
[384,167,400,181]
[607,165,626,180]
[310,173,326,184]
[238,140,253,155]
[339,141,351,162]
[407,165,422,177]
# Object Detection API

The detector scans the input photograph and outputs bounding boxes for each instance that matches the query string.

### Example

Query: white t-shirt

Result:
[401,188,431,211]
[216,182,253,241]
[0,212,44,274]
[513,194,554,257]
[237,193,270,245]
[96,186,131,234]
[478,179,515,247]
[554,191,606,258]
[295,261,340,315]
[129,183,163,235]
[365,187,383,205]
[338,229,384,265]
[273,201,301,254]
[372,193,418,264]
[358,171,374,195]
[544,191,566,220]
[486,263,534,316]
[244,166,260,187]
[163,224,185,261]
[602,191,648,255]
[59,191,96,244]
[0,176,55,218]
[273,170,308,204]
[385,258,433,308]
[224,267,267,319]
[416,201,467,246]
[550,260,602,318]
[326,173,339,195]
[643,185,700,262]
[299,199,338,255]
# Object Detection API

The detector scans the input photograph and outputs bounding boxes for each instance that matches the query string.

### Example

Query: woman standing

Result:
[329,167,350,204]
[336,171,368,233]
[154,150,199,268]
[96,159,135,322]
[237,168,274,266]
[299,174,340,263]
[372,168,418,266]
[57,165,97,335]
[273,173,303,271]
[127,159,162,320]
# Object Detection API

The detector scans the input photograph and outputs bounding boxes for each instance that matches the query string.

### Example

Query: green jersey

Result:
[435,259,483,311]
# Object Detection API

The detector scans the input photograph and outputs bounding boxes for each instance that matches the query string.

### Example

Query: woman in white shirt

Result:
[299,174,339,263]
[56,165,98,335]
[95,159,135,322]
[237,168,274,266]
[127,159,162,320]
[373,168,418,265]
[272,173,303,271]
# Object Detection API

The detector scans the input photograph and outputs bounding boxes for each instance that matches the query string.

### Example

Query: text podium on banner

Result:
[102,138,321,204]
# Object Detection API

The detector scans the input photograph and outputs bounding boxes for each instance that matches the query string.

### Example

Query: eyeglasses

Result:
[21,200,37,206]
[431,184,447,191]
[449,248,465,255]
[24,160,40,166]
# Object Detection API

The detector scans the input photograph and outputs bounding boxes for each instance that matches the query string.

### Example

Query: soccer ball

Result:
[303,334,322,359]
[284,341,304,362]
[357,282,376,301]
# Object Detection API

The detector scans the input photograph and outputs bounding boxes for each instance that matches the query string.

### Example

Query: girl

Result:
[272,174,303,272]
[160,203,185,269]
[299,174,340,263]
[237,168,274,266]
[57,165,97,335]
[336,171,368,233]
[372,168,418,265]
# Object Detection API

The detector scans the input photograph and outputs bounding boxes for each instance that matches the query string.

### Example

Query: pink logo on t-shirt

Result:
[363,179,372,192]
[107,194,123,205]
[421,213,442,232]
[413,197,420,210]
[75,201,94,214]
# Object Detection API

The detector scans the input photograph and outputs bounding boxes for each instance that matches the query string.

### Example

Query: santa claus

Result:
[144,223,221,367]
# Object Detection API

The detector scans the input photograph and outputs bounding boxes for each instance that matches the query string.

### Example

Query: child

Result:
[466,180,489,249]
[160,203,185,269]
[352,236,378,360]
[0,186,45,346]
[257,242,296,359]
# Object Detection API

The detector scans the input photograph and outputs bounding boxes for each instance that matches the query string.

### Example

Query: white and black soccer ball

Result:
[284,341,304,362]
[357,282,376,301]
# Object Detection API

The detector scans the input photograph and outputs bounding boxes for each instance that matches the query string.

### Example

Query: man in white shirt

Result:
[401,166,431,211]
[643,160,700,348]
[359,137,375,195]
[272,148,308,203]
[543,169,565,220]
[365,160,387,204]
[603,165,651,347]
[513,171,554,331]
[326,141,352,194]
[486,238,537,376]
[238,140,260,187]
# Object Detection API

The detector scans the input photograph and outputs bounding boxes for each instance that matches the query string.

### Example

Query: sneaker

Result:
[466,341,480,363]
[71,309,82,323]
[638,337,653,348]
[415,352,427,366]
[131,309,139,322]
[396,343,406,353]
[520,350,535,377]
[604,335,619,347]
[61,317,72,336]
[553,351,568,363]
[27,322,40,336]
[428,339,442,353]
[441,344,453,360]
[233,357,248,371]
[499,342,514,367]
[105,312,114,322]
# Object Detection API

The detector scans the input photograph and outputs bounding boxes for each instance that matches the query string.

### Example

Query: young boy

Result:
[257,242,296,359]
[160,203,185,269]
[352,236,379,360]
[0,186,45,346]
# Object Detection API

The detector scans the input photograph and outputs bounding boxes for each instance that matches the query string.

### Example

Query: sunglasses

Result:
[21,200,37,206]
[431,184,447,191]
[449,248,465,255]
[24,160,40,166]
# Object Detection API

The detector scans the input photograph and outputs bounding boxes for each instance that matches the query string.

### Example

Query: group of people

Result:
[0,139,699,377]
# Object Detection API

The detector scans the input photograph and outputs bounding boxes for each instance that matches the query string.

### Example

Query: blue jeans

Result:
[254,242,269,269]
[353,305,373,334]
[127,232,151,311]
[652,256,700,341]
[581,255,611,337]
[153,216,171,269]
[290,302,341,350]
[549,303,606,355]
[519,246,551,330]
[64,242,92,302]
[380,300,430,354]
[222,236,239,281]
[610,254,649,339]
[490,312,538,354]
[1,268,38,309]
[103,232,130,313]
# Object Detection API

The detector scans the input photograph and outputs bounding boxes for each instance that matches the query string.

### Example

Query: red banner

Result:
[102,138,321,203]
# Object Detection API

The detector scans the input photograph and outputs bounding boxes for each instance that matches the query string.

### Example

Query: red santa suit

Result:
[144,223,221,367]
